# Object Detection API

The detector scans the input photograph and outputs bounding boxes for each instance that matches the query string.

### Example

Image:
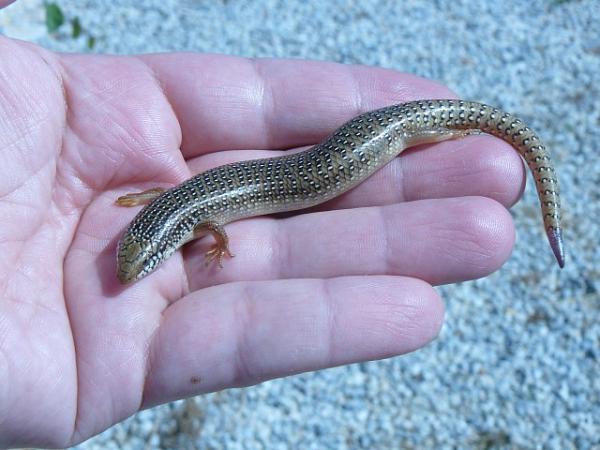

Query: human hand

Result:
[0,36,522,447]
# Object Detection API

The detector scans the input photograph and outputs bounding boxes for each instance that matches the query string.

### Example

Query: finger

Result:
[185,134,526,210]
[184,196,515,290]
[141,275,443,407]
[138,54,456,156]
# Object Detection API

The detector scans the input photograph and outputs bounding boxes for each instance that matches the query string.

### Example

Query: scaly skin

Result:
[117,99,564,283]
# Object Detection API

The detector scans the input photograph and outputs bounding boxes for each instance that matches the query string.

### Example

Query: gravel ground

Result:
[2,0,599,448]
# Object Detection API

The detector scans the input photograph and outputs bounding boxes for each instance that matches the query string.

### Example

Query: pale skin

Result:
[0,28,525,448]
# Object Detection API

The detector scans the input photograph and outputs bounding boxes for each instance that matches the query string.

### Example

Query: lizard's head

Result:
[116,234,161,284]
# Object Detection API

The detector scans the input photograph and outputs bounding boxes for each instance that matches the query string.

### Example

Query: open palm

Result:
[0,37,523,447]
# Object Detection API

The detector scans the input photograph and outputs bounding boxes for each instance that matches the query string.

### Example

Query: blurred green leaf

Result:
[87,36,96,49]
[71,17,82,38]
[45,2,64,33]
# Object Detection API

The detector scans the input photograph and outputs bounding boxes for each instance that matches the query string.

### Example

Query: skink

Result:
[116,99,564,284]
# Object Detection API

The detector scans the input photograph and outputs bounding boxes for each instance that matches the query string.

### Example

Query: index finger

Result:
[139,54,456,157]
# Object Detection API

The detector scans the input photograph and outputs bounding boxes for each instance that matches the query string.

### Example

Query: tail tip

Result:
[546,227,565,269]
